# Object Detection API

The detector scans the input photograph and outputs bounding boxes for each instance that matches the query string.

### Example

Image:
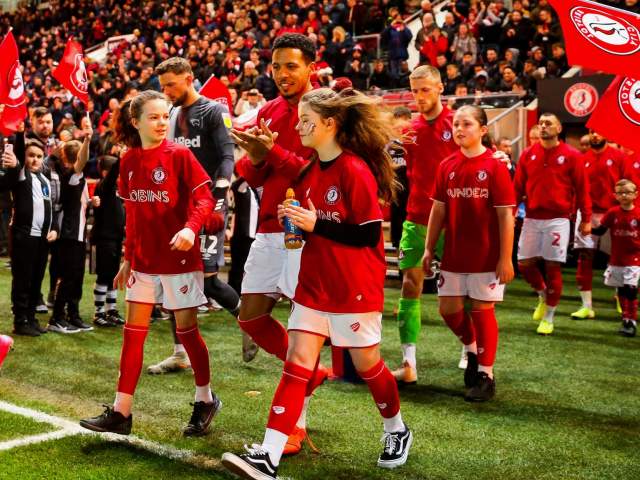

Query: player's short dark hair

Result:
[97,155,118,172]
[32,107,51,119]
[272,34,316,63]
[24,139,45,154]
[155,57,193,76]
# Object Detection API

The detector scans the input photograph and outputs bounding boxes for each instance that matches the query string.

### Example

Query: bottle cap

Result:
[285,188,295,199]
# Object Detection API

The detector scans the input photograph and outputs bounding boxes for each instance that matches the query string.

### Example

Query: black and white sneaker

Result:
[183,394,222,437]
[221,444,278,480]
[377,424,413,469]
[619,319,637,337]
[464,352,479,388]
[48,317,80,334]
[106,310,125,325]
[94,312,116,327]
[80,405,132,435]
[67,315,94,332]
[465,372,496,402]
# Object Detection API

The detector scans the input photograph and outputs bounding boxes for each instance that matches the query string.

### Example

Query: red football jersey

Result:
[600,206,640,267]
[404,106,456,225]
[624,152,640,188]
[583,146,628,213]
[236,96,314,233]
[514,141,592,222]
[119,140,212,275]
[432,149,516,273]
[294,152,386,313]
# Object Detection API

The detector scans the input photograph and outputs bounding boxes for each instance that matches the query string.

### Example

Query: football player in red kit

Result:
[229,34,328,455]
[423,105,515,402]
[79,91,224,437]
[592,179,640,337]
[221,88,412,479]
[571,131,628,319]
[514,113,592,335]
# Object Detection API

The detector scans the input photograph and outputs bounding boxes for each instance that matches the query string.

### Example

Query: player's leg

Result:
[11,235,40,337]
[572,212,598,319]
[221,330,325,480]
[439,294,476,387]
[465,299,498,402]
[105,240,125,325]
[27,238,50,334]
[80,299,154,435]
[517,219,548,320]
[393,221,426,383]
[617,267,638,337]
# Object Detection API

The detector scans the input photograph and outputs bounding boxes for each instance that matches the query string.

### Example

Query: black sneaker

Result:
[619,319,637,337]
[221,445,278,480]
[183,394,222,437]
[465,372,496,402]
[13,319,41,337]
[80,405,132,435]
[28,316,48,334]
[106,310,125,325]
[48,317,80,334]
[94,312,117,327]
[377,423,413,469]
[67,315,94,332]
[464,352,479,388]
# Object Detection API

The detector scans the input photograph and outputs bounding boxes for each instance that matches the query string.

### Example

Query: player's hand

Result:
[284,199,317,232]
[230,118,279,165]
[46,230,57,243]
[170,227,196,251]
[496,258,515,284]
[493,150,511,167]
[277,203,286,227]
[91,196,101,208]
[579,221,592,236]
[114,260,131,290]
[1,149,17,169]
[422,249,434,275]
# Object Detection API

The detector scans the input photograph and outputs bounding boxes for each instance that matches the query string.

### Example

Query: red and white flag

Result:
[52,38,89,105]
[587,75,640,151]
[199,75,233,128]
[0,31,27,135]
[549,0,640,77]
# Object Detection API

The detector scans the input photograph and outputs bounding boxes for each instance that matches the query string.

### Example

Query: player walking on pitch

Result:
[79,91,224,436]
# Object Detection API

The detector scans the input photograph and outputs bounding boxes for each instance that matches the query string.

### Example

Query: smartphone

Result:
[4,144,13,155]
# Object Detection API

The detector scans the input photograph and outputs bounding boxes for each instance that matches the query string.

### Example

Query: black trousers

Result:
[11,232,49,322]
[95,239,122,286]
[53,239,86,318]
[229,235,254,295]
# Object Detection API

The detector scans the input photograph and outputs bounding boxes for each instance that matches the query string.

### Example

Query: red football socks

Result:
[267,361,313,435]
[441,310,476,345]
[176,325,210,387]
[358,359,400,419]
[238,314,288,361]
[576,256,593,292]
[117,325,149,395]
[471,309,499,368]
[518,263,546,293]
[545,263,563,307]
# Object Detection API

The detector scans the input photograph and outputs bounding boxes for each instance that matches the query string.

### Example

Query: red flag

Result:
[0,31,27,135]
[549,0,640,77]
[52,38,89,105]
[199,75,233,128]
[587,75,640,151]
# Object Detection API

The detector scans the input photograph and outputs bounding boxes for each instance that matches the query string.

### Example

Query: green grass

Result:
[0,264,638,479]
[0,411,53,441]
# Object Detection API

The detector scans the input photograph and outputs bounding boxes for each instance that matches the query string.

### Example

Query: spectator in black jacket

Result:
[344,46,371,90]
[369,59,395,90]
[90,155,125,327]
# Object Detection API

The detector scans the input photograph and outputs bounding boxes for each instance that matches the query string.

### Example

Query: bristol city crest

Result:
[564,83,598,117]
[152,166,167,184]
[324,186,340,205]
[570,5,640,55]
[618,77,640,126]
[71,54,88,94]
[5,61,25,107]
[476,170,487,181]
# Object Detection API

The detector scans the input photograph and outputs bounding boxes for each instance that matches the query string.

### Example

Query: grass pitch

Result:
[0,265,638,480]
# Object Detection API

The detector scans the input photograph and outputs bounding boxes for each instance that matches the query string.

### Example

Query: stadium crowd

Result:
[1,1,640,478]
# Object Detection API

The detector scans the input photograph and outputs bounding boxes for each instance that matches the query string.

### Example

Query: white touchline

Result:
[0,401,220,470]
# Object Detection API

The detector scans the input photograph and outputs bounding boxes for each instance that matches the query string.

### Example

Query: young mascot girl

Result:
[222,88,413,479]
[423,105,515,402]
[80,91,224,436]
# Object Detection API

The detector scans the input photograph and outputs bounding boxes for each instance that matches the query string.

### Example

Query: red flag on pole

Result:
[0,31,27,135]
[586,75,640,152]
[199,75,233,128]
[549,0,640,77]
[52,38,89,105]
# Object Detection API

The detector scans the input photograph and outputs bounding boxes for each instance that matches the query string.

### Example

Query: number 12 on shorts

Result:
[199,234,218,260]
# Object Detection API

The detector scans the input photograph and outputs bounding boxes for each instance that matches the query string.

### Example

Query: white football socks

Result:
[114,392,133,417]
[580,290,593,309]
[295,396,311,429]
[195,384,214,403]
[543,306,557,323]
[382,411,405,433]
[262,428,288,466]
[401,343,416,368]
